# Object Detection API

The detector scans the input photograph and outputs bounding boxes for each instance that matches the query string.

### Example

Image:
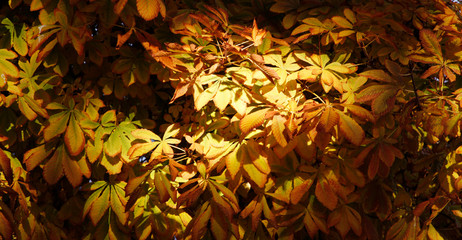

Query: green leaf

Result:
[89,187,110,226]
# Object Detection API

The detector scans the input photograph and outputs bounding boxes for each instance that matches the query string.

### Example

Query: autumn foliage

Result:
[2,0,462,239]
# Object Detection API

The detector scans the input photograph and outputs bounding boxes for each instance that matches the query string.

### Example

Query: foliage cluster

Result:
[1,0,462,239]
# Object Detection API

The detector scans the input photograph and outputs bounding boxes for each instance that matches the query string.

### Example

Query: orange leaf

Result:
[63,153,83,187]
[114,0,129,15]
[336,110,364,146]
[290,177,315,204]
[239,108,269,134]
[64,116,85,156]
[317,106,339,133]
[24,144,54,171]
[359,69,394,83]
[136,0,166,21]
[43,145,65,185]
[368,153,380,179]
[272,115,288,147]
[116,29,133,49]
[0,149,12,183]
[345,104,375,122]
[315,178,338,211]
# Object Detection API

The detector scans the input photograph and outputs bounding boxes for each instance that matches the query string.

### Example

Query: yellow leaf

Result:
[127,142,159,160]
[225,148,241,179]
[105,131,122,157]
[332,16,353,29]
[17,97,37,121]
[239,108,269,134]
[131,128,161,141]
[272,115,288,147]
[336,110,364,146]
[213,88,232,111]
[242,156,267,188]
[101,154,123,175]
[154,171,170,202]
[89,187,110,226]
[136,0,165,21]
[65,115,85,156]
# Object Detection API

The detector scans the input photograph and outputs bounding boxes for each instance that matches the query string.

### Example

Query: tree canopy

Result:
[1,0,462,239]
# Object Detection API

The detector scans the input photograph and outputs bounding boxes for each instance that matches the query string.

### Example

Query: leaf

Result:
[317,106,339,132]
[62,153,83,188]
[105,130,122,157]
[290,176,315,205]
[225,147,241,179]
[240,108,269,134]
[242,145,268,188]
[136,0,166,21]
[43,111,70,141]
[345,104,375,122]
[315,176,338,211]
[125,171,150,195]
[191,202,212,240]
[154,171,170,203]
[336,110,364,146]
[43,145,65,185]
[427,224,444,240]
[101,154,123,175]
[359,69,394,83]
[64,115,85,156]
[110,185,128,225]
[420,29,442,60]
[0,149,12,183]
[0,49,19,78]
[272,115,288,147]
[89,187,110,226]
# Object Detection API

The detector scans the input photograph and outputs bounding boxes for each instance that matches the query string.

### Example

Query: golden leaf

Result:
[239,108,269,134]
